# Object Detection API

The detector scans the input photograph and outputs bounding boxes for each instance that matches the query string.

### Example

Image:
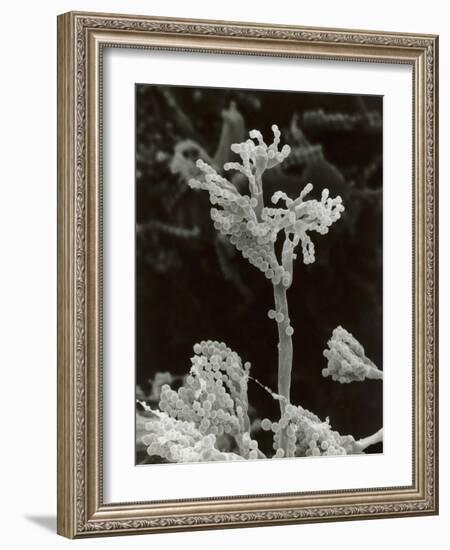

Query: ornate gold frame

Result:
[57,11,439,538]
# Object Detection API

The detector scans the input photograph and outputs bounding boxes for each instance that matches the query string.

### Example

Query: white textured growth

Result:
[322,326,383,383]
[157,341,260,459]
[188,126,344,280]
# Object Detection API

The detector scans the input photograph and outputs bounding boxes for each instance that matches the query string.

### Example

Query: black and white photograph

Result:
[0,0,442,545]
[135,84,383,465]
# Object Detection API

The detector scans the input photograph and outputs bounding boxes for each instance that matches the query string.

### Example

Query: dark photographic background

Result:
[135,84,383,460]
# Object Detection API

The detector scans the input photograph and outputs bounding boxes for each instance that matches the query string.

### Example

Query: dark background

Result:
[135,84,383,457]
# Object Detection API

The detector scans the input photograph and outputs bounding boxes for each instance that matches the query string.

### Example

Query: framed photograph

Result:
[57,11,439,538]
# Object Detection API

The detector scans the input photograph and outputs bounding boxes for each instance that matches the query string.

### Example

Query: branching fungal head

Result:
[188,125,344,287]
[223,125,291,199]
[322,326,383,383]
[157,341,260,459]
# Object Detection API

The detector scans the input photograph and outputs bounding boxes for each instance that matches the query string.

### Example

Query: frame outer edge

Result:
[56,10,439,537]
[434,35,439,516]
[430,34,439,515]
[57,12,77,539]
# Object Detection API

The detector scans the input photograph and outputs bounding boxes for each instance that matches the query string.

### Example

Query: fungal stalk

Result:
[188,125,344,453]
